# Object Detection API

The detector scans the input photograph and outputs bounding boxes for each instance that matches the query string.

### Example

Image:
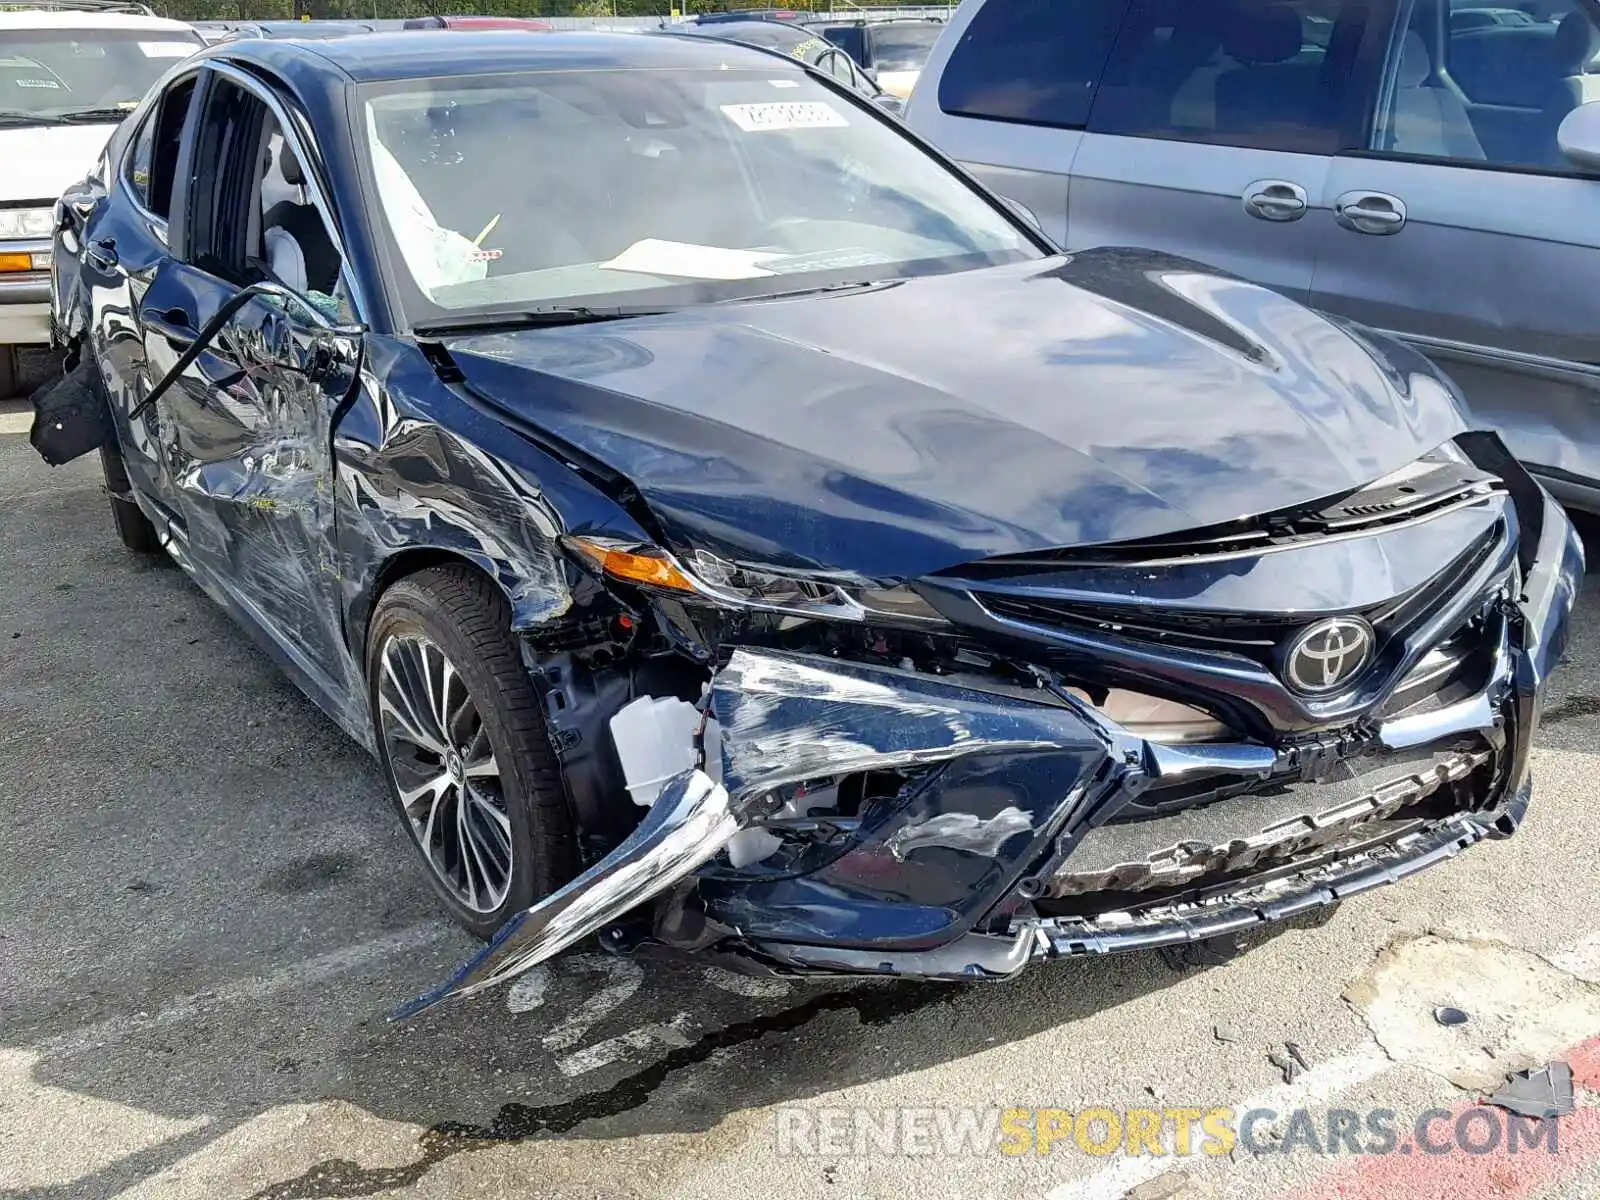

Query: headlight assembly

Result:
[0,206,56,240]
[565,537,950,629]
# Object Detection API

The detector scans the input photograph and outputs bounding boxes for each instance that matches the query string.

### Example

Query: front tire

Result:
[99,444,162,554]
[367,565,575,938]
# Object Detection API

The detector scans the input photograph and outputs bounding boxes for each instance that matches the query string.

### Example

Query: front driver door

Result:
[139,64,361,701]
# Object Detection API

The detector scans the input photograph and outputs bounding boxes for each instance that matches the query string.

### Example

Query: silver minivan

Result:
[906,0,1600,510]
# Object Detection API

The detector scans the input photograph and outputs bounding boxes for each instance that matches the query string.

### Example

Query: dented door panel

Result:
[140,260,357,695]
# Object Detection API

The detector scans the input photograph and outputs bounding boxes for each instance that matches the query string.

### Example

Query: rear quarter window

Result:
[937,0,1129,128]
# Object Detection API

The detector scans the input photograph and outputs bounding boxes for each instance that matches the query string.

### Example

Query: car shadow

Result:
[19,917,1319,1200]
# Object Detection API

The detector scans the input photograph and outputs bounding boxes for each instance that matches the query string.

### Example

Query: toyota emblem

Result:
[1282,617,1374,694]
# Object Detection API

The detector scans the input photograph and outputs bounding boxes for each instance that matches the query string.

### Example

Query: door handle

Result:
[1335,191,1407,235]
[141,304,197,350]
[85,237,118,271]
[1243,180,1308,222]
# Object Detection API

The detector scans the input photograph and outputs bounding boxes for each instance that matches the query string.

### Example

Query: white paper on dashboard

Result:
[720,101,848,132]
[139,42,198,57]
[600,239,777,280]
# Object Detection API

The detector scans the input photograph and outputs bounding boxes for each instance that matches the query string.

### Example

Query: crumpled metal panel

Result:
[403,648,1112,1012]
[708,648,1108,804]
[1049,745,1493,896]
[395,767,739,1017]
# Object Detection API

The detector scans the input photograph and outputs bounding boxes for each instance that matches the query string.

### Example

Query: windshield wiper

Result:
[721,279,899,304]
[58,107,138,125]
[412,305,678,336]
[0,111,65,127]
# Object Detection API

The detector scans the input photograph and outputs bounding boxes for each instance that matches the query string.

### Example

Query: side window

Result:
[124,109,156,206]
[1087,0,1379,154]
[255,118,349,316]
[188,76,350,316]
[1370,0,1600,171]
[823,25,868,66]
[937,0,1129,129]
[125,75,195,220]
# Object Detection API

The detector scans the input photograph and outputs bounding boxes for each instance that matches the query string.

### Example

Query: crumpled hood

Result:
[446,248,1468,579]
[0,124,118,203]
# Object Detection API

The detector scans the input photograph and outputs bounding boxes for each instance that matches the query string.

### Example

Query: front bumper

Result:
[401,485,1582,1014]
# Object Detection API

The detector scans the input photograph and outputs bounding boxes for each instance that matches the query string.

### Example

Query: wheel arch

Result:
[353,547,515,668]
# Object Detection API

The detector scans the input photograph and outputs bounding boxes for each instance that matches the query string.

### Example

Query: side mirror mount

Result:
[998,194,1044,233]
[872,92,905,118]
[1558,101,1600,172]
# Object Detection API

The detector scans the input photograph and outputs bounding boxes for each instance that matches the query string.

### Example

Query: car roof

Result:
[0,9,197,32]
[222,29,797,84]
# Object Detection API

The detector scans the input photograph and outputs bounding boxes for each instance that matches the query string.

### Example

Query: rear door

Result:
[1065,0,1395,303]
[137,64,362,693]
[904,0,1131,247]
[79,69,201,519]
[1310,0,1600,503]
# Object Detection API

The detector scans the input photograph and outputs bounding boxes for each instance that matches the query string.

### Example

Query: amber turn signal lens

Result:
[0,253,33,273]
[568,539,697,592]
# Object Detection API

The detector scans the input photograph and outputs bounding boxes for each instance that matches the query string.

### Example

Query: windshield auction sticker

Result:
[720,101,848,132]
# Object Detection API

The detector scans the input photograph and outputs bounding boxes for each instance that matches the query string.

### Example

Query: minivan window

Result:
[937,0,1128,128]
[1372,0,1600,172]
[871,23,944,73]
[1087,0,1377,154]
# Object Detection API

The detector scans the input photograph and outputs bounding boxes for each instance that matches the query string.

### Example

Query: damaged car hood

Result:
[442,249,1468,578]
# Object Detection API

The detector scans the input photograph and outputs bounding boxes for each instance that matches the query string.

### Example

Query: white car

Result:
[0,4,202,395]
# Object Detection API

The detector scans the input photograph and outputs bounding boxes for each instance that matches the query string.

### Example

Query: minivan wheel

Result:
[367,565,575,938]
[98,444,162,553]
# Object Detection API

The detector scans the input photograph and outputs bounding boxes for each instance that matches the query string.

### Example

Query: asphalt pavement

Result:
[4,417,1600,1200]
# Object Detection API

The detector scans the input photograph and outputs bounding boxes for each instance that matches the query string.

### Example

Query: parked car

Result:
[907,0,1600,514]
[402,16,553,30]
[32,29,1580,1012]
[0,0,202,396]
[196,19,388,43]
[806,15,946,99]
[665,17,905,115]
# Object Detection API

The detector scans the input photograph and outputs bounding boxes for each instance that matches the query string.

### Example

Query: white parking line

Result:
[1045,927,1600,1200]
[35,923,452,1058]
[556,1012,699,1078]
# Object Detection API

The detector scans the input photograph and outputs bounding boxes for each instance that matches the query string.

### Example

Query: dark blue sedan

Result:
[30,30,1582,1015]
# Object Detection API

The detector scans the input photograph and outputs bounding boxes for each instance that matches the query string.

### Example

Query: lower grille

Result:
[1044,742,1493,901]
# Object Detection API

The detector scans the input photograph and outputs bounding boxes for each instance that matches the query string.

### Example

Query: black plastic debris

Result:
[1487,1062,1574,1119]
[1285,1041,1310,1071]
[1268,1049,1302,1085]
[27,358,111,466]
[1434,1005,1470,1027]
[1158,934,1248,971]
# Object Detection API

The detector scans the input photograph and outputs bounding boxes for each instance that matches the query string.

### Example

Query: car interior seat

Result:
[261,141,342,296]
[1387,30,1487,159]
[1541,10,1600,165]
[1213,1,1321,145]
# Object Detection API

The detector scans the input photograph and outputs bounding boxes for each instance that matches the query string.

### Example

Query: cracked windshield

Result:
[360,66,1036,318]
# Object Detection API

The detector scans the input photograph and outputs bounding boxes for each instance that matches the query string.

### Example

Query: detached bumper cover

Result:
[401,489,1581,1013]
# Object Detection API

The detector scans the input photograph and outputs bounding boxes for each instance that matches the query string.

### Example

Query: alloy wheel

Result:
[377,633,512,913]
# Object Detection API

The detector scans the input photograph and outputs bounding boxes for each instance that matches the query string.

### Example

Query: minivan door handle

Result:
[1242,180,1308,222]
[1335,191,1407,235]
